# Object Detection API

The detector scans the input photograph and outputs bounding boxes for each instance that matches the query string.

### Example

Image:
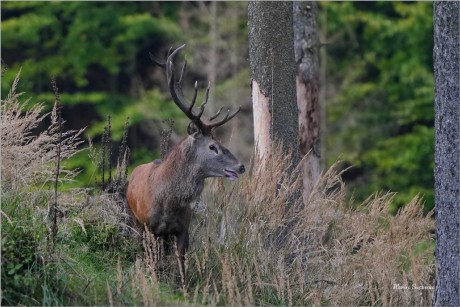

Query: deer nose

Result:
[239,164,246,174]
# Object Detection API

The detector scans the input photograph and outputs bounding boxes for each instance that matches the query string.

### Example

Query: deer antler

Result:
[150,45,241,134]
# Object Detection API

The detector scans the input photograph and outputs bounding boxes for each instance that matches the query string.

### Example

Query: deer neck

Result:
[159,137,205,204]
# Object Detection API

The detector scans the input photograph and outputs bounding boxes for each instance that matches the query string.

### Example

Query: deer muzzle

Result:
[224,164,245,181]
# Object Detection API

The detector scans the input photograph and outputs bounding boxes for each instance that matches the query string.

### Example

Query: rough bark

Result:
[248,1,299,165]
[208,1,217,113]
[293,1,321,201]
[433,2,460,306]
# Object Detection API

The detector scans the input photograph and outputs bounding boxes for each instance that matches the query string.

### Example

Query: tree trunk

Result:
[208,1,217,113]
[293,1,321,202]
[248,1,299,165]
[433,2,460,306]
[319,5,327,172]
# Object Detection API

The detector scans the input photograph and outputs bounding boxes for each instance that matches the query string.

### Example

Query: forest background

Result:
[1,1,434,213]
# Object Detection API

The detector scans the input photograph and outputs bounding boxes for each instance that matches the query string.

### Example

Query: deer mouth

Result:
[224,169,239,181]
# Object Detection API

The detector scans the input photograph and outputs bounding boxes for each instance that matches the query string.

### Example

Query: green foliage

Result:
[0,189,189,306]
[2,224,40,305]
[1,2,186,185]
[1,193,48,305]
[321,2,434,213]
[1,2,182,90]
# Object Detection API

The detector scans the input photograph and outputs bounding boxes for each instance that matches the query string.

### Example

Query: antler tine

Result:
[205,106,241,130]
[197,102,207,119]
[164,45,198,120]
[178,55,187,86]
[188,81,198,113]
[166,46,173,58]
[152,44,241,134]
[209,106,224,120]
[166,44,186,81]
[196,81,210,119]
[153,44,205,125]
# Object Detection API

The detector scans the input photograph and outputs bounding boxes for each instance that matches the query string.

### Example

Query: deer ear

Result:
[187,122,202,138]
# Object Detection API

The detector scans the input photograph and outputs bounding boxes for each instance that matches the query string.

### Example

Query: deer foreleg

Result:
[176,231,189,286]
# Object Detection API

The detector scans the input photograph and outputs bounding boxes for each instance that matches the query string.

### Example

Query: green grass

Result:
[2,192,48,305]
[1,190,184,306]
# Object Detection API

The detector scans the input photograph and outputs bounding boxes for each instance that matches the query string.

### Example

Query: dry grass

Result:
[129,143,435,306]
[1,71,84,191]
[2,73,434,306]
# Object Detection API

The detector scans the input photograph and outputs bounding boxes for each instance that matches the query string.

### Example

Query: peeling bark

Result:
[293,1,321,201]
[252,80,271,160]
[248,1,300,166]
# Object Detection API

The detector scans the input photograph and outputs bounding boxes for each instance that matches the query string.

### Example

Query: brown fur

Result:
[127,137,202,235]
[137,45,245,282]
[127,132,244,280]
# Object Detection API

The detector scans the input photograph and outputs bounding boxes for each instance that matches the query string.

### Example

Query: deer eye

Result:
[209,144,218,153]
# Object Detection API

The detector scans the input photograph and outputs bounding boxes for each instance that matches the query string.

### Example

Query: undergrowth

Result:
[1,73,435,306]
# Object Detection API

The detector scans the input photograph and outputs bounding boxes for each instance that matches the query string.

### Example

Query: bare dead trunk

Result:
[293,2,321,201]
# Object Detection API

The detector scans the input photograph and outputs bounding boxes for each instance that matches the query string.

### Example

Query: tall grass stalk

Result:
[1,71,84,190]
[48,77,63,251]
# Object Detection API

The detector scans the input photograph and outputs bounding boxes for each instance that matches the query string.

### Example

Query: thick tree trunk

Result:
[248,1,299,165]
[293,1,321,202]
[433,2,460,306]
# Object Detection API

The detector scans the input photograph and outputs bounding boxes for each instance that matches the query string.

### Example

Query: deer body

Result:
[126,45,244,279]
[128,139,202,235]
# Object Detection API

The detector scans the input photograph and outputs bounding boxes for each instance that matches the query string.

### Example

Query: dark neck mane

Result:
[157,137,205,204]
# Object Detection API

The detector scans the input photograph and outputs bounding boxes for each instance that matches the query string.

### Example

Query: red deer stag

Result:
[126,45,245,277]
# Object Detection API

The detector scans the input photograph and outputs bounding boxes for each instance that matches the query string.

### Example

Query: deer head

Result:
[151,45,245,180]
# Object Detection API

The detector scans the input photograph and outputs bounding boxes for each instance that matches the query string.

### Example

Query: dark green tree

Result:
[1,2,183,185]
[321,2,434,213]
